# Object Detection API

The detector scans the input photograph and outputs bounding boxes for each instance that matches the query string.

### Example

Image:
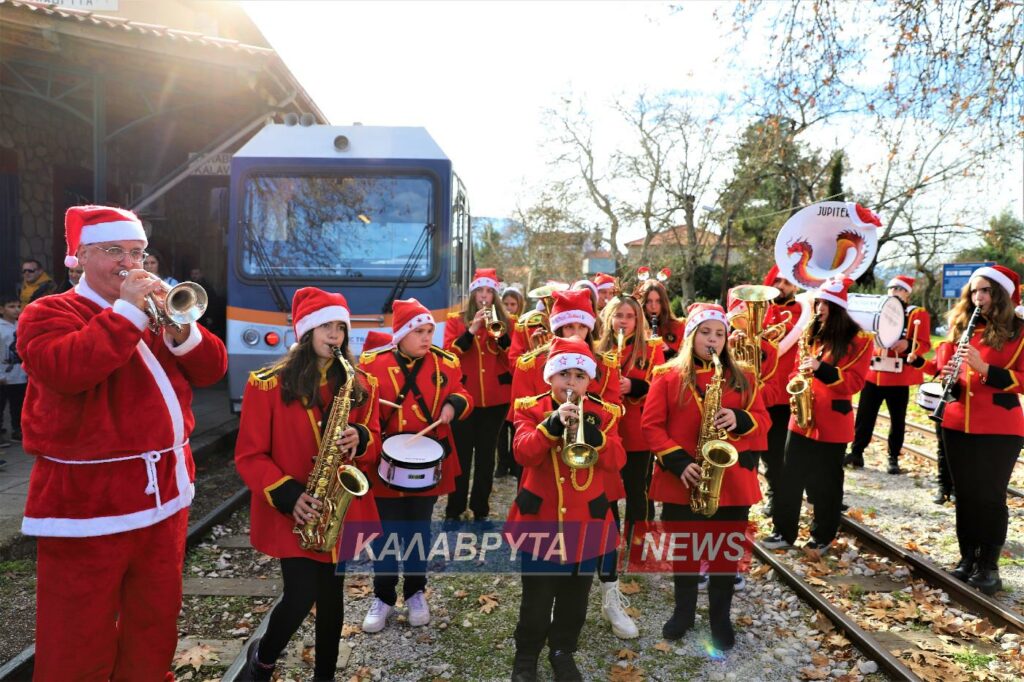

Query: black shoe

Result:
[511,651,539,682]
[10,432,20,442]
[843,453,864,468]
[663,578,697,640]
[840,502,849,513]
[932,489,952,504]
[887,458,902,475]
[968,544,1003,595]
[548,650,583,682]
[950,543,978,582]
[238,637,274,682]
[708,584,736,651]
[803,540,830,556]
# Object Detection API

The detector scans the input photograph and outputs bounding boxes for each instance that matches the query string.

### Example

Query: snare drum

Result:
[378,434,445,492]
[847,294,906,349]
[916,382,944,411]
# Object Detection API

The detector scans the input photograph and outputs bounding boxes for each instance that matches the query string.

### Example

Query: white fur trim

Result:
[886,277,913,292]
[817,291,849,309]
[112,298,150,331]
[971,266,1014,296]
[79,220,147,245]
[470,277,499,292]
[502,286,522,296]
[595,282,615,291]
[685,310,728,337]
[64,255,79,268]
[392,312,435,344]
[295,305,351,340]
[164,322,202,356]
[574,280,598,296]
[549,309,596,331]
[543,352,597,382]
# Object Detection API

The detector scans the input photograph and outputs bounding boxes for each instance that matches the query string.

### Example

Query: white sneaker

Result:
[599,581,639,639]
[697,573,709,591]
[361,597,392,633]
[406,590,430,627]
[734,575,746,591]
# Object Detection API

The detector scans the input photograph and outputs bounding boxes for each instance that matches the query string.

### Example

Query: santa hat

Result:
[849,203,883,229]
[362,330,393,353]
[656,267,671,283]
[502,285,522,297]
[725,288,747,320]
[391,298,435,344]
[816,277,854,309]
[763,264,790,288]
[549,289,596,332]
[684,302,728,337]
[64,205,147,268]
[572,279,598,299]
[593,273,616,291]
[470,268,500,292]
[543,336,597,383]
[887,275,915,293]
[292,287,351,340]
[971,265,1023,311]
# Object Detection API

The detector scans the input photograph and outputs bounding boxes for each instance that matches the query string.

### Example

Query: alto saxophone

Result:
[295,347,370,552]
[690,349,739,517]
[786,310,817,430]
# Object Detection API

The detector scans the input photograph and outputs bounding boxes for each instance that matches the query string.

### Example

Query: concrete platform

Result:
[0,381,238,559]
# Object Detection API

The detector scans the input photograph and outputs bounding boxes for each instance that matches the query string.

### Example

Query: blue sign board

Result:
[942,262,995,299]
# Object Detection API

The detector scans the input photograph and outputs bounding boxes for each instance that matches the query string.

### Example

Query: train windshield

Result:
[240,174,434,281]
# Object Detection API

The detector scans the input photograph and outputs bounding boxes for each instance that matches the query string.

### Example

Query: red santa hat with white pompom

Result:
[63,205,148,268]
[970,264,1024,318]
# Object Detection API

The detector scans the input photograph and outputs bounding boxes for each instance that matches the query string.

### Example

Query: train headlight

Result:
[242,328,260,346]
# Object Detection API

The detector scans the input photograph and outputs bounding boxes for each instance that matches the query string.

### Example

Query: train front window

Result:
[240,175,435,280]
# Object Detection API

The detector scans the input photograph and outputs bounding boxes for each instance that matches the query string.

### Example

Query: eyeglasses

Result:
[22,267,38,274]
[91,245,148,262]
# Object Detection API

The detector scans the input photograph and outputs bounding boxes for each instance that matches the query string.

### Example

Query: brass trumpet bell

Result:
[483,305,506,339]
[560,391,599,470]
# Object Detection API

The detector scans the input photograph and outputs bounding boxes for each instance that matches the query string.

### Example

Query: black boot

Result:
[548,650,582,682]
[932,488,951,504]
[663,577,698,640]
[887,455,901,475]
[950,542,978,582]
[968,544,1003,595]
[708,582,736,651]
[511,650,539,682]
[843,451,864,468]
[237,637,275,682]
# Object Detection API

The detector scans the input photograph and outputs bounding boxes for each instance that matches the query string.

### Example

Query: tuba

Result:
[482,305,506,339]
[294,347,370,552]
[120,270,207,333]
[786,309,818,430]
[690,349,739,517]
[521,309,552,351]
[729,285,786,376]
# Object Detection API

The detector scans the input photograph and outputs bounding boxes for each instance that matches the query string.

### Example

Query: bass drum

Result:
[847,294,905,349]
[916,382,944,411]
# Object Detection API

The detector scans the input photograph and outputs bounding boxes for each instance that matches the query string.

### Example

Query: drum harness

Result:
[387,350,440,439]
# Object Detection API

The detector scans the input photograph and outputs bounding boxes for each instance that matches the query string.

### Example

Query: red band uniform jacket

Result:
[507,393,623,562]
[866,306,932,387]
[444,312,513,408]
[788,331,874,443]
[642,362,768,507]
[763,299,802,408]
[235,365,382,562]
[656,317,686,358]
[618,336,666,452]
[359,346,473,497]
[929,325,1024,436]
[730,331,781,452]
[17,281,227,537]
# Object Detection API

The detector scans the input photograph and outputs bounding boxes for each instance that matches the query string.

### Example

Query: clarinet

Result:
[930,306,981,424]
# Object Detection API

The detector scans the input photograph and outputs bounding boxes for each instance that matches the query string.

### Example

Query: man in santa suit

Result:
[16,205,227,680]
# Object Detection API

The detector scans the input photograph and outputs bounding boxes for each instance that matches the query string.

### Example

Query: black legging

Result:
[597,503,620,583]
[515,559,594,655]
[621,451,654,525]
[943,428,1021,546]
[447,405,507,519]
[850,383,909,460]
[372,495,437,605]
[259,558,345,679]
[761,404,791,500]
[771,432,846,545]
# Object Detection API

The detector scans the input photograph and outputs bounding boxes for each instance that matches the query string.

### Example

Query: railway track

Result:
[0,485,251,681]
[875,411,1024,469]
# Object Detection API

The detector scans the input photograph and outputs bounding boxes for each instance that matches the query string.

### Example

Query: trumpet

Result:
[482,305,506,339]
[119,270,208,332]
[616,326,626,357]
[561,389,599,470]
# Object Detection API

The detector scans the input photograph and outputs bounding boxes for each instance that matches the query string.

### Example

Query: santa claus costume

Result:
[234,288,382,681]
[17,205,227,681]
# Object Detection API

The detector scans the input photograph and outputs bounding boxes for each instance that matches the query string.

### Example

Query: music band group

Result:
[15,203,1023,682]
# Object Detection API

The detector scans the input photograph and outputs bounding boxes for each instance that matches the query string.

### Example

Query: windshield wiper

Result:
[243,220,290,314]
[384,223,434,313]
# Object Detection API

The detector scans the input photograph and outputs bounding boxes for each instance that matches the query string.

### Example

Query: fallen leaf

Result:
[478,592,500,614]
[173,644,218,670]
[618,580,642,595]
[301,645,315,664]
[454,589,469,598]
[609,662,645,681]
[737,615,754,626]
[825,633,850,648]
[846,507,864,522]
[799,666,829,680]
[341,623,362,638]
[811,653,829,666]
[617,648,639,660]
[625,606,641,618]
[812,611,835,634]
[653,641,672,653]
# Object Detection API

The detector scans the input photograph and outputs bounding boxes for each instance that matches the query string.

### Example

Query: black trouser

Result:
[772,432,845,545]
[850,382,908,460]
[662,504,749,613]
[762,404,791,501]
[371,495,437,605]
[621,451,655,526]
[447,405,506,519]
[495,420,516,476]
[0,382,25,436]
[515,561,593,655]
[936,428,954,493]
[944,428,1021,547]
[259,558,345,679]
[597,503,620,584]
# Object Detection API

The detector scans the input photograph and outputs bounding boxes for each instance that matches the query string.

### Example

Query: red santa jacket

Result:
[618,336,666,452]
[16,280,227,537]
[788,331,874,443]
[444,312,513,408]
[642,362,767,507]
[507,392,622,561]
[359,345,473,497]
[235,365,382,562]
[929,325,1024,436]
[866,306,932,387]
[763,298,802,407]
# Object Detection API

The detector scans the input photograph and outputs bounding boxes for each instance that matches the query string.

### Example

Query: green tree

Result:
[957,211,1024,280]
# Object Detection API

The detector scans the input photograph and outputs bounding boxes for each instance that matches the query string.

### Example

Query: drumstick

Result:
[379,399,401,409]
[407,419,443,444]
